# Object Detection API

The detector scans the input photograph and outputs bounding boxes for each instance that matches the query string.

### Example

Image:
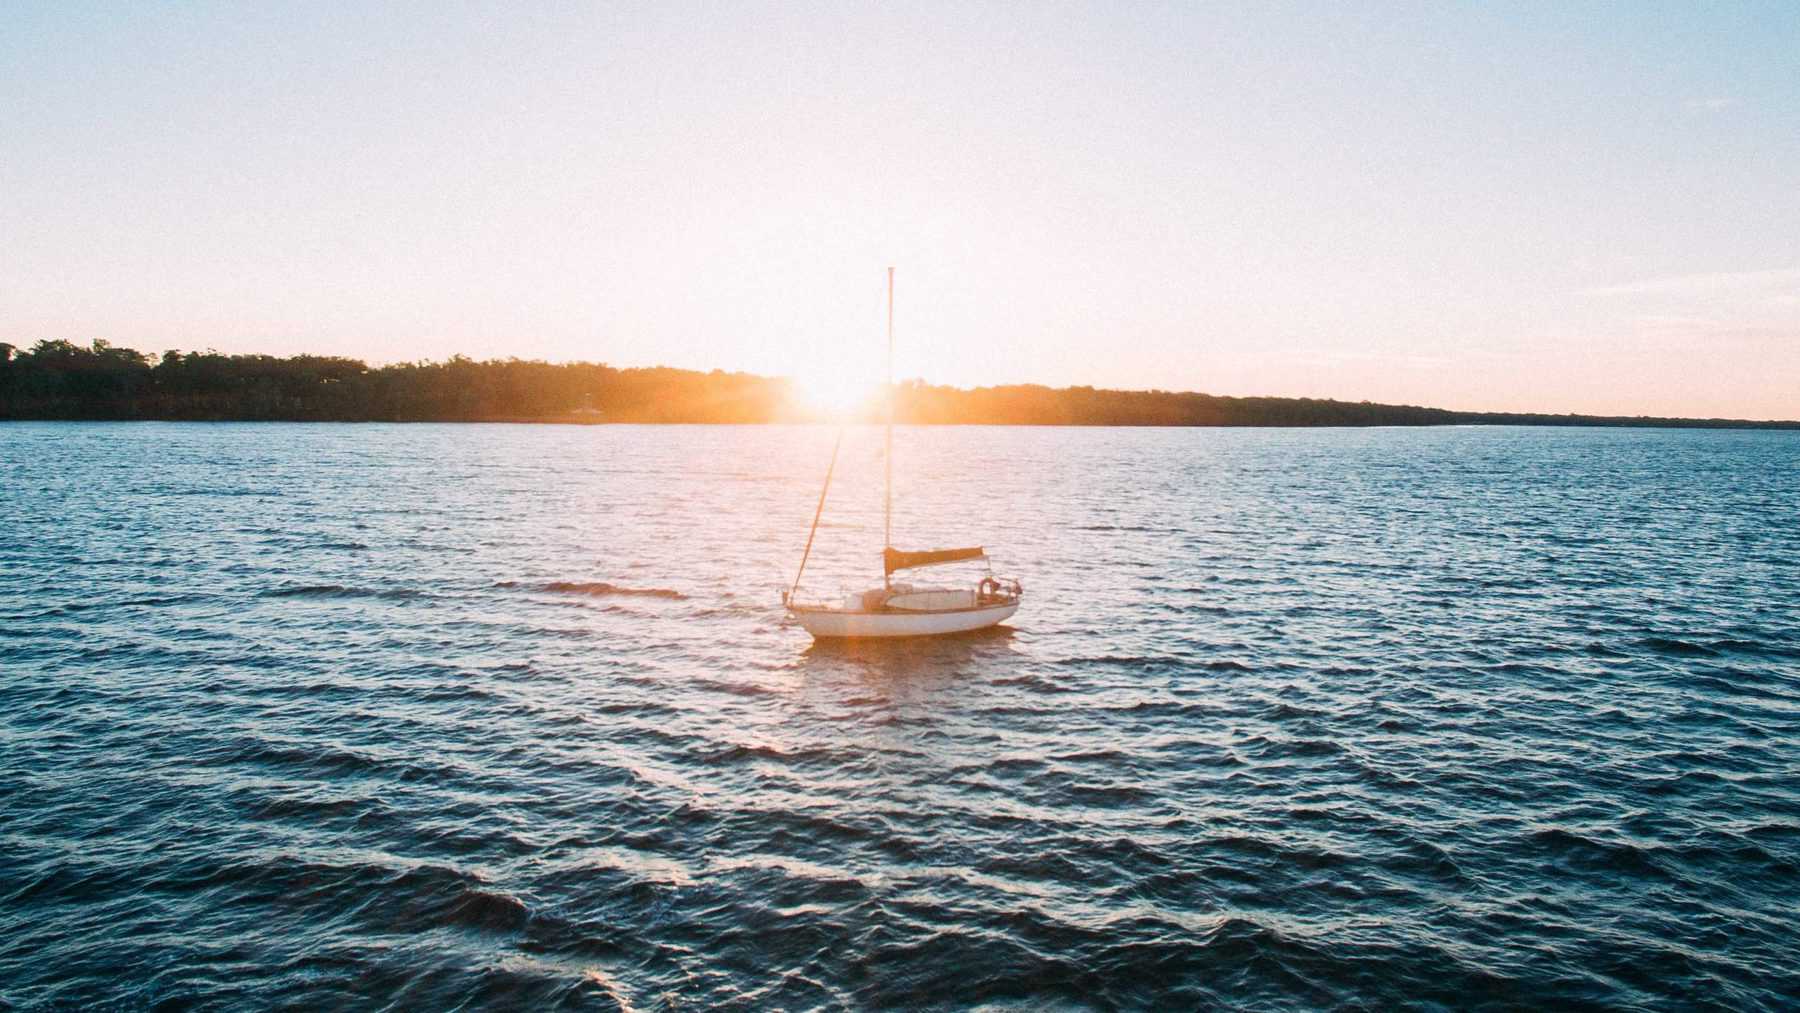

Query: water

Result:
[3,422,1797,1010]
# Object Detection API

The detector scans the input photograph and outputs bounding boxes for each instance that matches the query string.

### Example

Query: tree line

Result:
[2,339,1793,429]
[0,340,789,423]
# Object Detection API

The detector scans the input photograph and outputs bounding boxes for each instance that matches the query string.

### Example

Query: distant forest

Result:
[2,339,1795,429]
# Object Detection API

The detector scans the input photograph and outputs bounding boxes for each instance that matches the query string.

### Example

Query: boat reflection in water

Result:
[798,623,1020,681]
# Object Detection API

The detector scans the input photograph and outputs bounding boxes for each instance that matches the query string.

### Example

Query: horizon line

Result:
[4,338,1798,427]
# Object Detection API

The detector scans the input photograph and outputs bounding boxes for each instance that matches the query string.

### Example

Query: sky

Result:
[4,2,1798,419]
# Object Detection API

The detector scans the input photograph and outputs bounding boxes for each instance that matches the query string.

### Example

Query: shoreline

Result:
[5,416,1798,431]
[8,343,1795,430]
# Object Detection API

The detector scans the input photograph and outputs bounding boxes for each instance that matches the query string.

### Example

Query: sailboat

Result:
[783,268,1024,639]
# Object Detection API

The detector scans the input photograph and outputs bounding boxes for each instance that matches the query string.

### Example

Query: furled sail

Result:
[883,546,985,574]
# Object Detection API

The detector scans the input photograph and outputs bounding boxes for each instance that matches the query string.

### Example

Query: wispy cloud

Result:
[1683,97,1736,111]
[1578,268,1800,365]
[1582,267,1800,298]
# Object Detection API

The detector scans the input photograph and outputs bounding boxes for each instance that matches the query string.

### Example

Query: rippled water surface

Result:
[3,422,1798,1009]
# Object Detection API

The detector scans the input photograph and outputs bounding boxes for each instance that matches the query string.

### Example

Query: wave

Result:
[1064,781,1153,806]
[1527,828,1665,877]
[703,742,846,765]
[687,602,766,618]
[11,592,212,615]
[1640,636,1721,657]
[1707,638,1800,660]
[261,584,429,601]
[497,580,686,600]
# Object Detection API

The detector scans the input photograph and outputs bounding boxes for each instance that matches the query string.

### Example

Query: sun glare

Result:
[790,369,878,418]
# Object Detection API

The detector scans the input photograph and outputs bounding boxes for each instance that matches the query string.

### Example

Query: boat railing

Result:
[785,574,1021,613]
[977,576,1023,605]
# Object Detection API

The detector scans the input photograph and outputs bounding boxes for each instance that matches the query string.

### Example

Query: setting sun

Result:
[788,368,880,418]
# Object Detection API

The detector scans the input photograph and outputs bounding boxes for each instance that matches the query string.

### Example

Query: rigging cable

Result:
[785,426,844,606]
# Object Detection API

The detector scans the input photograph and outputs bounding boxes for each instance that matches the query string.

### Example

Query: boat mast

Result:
[884,266,894,589]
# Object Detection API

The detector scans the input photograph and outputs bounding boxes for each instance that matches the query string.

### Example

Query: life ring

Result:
[979,577,1002,598]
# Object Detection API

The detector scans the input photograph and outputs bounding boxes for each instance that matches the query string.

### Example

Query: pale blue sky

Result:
[4,2,1797,417]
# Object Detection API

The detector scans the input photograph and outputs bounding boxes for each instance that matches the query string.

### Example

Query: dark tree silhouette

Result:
[0,340,1793,429]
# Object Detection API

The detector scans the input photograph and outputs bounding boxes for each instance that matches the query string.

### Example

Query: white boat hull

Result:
[791,601,1019,639]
